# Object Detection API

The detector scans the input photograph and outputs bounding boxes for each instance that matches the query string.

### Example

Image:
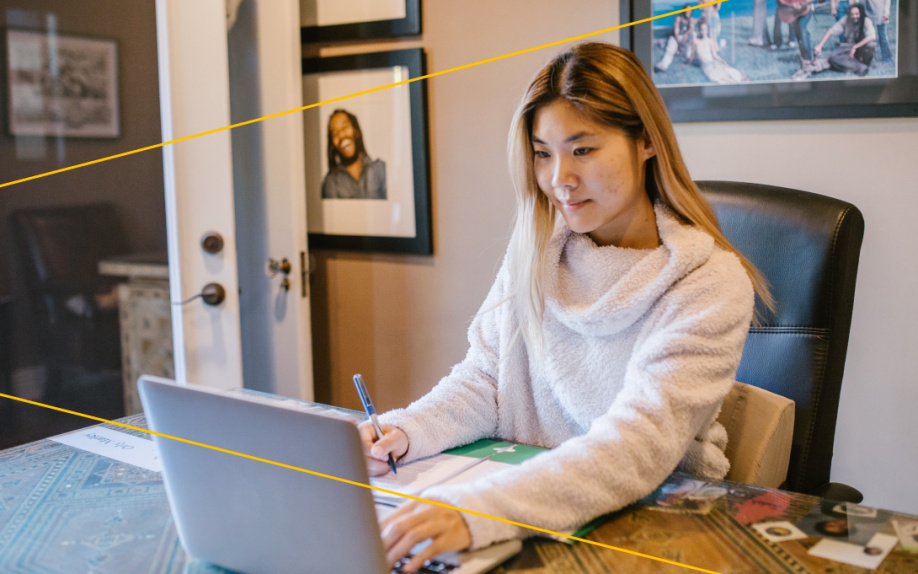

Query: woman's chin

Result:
[560,217,595,235]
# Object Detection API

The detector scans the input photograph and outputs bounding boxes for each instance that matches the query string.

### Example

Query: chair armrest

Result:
[809,482,864,503]
[718,382,795,489]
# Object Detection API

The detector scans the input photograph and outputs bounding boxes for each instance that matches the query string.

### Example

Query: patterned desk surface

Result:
[0,415,218,574]
[1,414,916,574]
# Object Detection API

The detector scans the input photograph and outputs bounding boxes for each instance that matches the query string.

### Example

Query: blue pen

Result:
[353,374,397,475]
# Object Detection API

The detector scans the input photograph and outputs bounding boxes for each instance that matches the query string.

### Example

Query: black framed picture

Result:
[622,0,918,121]
[302,48,432,255]
[301,0,421,43]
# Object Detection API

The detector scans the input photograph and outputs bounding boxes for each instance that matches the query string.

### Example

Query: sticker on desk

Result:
[752,521,807,542]
[808,532,897,569]
[646,478,727,515]
[51,426,161,472]
[796,500,889,545]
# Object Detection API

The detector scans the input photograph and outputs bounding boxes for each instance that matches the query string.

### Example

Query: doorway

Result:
[0,0,169,448]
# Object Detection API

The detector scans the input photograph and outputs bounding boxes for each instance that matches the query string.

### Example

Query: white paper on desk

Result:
[808,533,898,569]
[51,426,162,472]
[370,453,510,504]
[371,451,583,545]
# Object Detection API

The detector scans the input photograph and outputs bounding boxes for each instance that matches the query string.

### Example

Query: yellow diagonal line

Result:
[0,1,726,190]
[0,391,721,573]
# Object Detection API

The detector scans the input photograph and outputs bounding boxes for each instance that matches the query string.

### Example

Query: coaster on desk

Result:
[808,532,897,569]
[752,521,807,542]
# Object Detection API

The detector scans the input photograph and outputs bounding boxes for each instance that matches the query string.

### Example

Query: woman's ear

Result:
[641,134,657,162]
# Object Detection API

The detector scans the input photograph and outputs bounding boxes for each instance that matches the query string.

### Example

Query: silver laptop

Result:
[137,375,521,574]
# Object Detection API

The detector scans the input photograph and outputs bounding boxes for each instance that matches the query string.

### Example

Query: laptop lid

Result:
[138,375,389,574]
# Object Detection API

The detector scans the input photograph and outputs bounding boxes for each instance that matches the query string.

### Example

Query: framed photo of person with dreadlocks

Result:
[622,0,918,121]
[302,49,431,254]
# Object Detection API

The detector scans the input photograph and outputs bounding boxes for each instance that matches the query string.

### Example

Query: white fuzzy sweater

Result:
[379,204,754,548]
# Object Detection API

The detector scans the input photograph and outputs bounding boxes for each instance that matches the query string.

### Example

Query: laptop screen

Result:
[138,376,389,573]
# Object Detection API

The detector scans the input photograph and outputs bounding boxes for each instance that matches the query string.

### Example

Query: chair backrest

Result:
[0,295,11,385]
[717,382,794,489]
[698,181,864,495]
[11,203,124,296]
[0,296,11,428]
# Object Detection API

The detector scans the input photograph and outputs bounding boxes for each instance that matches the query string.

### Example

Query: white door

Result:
[156,0,314,399]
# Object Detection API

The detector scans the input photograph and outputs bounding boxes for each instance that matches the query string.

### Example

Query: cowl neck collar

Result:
[544,203,714,337]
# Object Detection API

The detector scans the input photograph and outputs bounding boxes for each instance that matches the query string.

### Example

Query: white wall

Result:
[309,0,620,408]
[677,118,918,514]
[308,0,918,515]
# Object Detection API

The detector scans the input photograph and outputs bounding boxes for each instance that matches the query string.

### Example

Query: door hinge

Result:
[300,251,308,298]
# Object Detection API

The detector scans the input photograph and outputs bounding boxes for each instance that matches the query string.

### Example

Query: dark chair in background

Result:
[0,296,12,430]
[10,204,125,408]
[699,181,865,502]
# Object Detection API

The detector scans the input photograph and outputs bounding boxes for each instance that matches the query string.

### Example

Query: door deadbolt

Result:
[266,258,292,292]
[201,231,225,254]
[266,258,292,277]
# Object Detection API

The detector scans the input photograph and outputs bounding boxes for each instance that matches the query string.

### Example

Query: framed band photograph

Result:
[5,29,120,138]
[300,0,421,43]
[621,0,918,121]
[302,48,432,255]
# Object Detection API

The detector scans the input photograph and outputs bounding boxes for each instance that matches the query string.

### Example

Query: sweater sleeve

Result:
[422,252,754,549]
[378,261,510,462]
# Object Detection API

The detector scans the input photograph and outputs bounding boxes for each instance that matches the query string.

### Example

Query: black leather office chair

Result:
[0,296,12,429]
[10,204,124,397]
[698,181,864,503]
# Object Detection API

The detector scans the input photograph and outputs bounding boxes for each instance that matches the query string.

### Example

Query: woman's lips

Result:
[560,199,588,211]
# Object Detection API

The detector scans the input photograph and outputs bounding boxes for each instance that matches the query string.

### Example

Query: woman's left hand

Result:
[379,500,472,572]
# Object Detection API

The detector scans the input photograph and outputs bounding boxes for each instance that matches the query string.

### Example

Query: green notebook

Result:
[444,438,547,465]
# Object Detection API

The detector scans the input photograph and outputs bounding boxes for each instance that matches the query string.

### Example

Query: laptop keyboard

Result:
[392,556,458,573]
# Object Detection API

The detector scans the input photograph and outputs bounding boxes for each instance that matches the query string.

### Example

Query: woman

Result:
[362,43,769,572]
[691,20,749,84]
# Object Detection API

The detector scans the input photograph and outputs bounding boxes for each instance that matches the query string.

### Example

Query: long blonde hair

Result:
[506,42,771,356]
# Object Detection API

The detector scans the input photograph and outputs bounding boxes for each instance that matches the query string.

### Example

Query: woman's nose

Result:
[551,157,577,190]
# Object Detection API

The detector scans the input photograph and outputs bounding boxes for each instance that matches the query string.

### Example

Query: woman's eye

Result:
[534,150,550,159]
[573,147,592,156]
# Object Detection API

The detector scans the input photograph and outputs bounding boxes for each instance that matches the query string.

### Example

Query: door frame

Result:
[155,0,313,398]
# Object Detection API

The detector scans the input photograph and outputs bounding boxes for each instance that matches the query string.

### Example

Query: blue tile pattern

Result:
[0,415,231,574]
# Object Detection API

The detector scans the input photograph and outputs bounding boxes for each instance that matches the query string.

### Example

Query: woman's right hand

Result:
[358,421,409,476]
